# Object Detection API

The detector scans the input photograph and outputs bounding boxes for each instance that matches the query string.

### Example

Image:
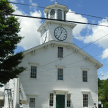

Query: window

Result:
[31,66,37,78]
[49,93,53,106]
[58,47,63,58]
[58,68,63,80]
[50,9,55,19]
[67,94,71,107]
[29,98,35,108]
[83,94,88,107]
[83,71,87,82]
[57,9,62,20]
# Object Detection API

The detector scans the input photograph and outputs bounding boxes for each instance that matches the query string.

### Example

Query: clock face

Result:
[54,27,67,41]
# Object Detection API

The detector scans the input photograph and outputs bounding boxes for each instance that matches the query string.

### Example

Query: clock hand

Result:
[58,29,63,38]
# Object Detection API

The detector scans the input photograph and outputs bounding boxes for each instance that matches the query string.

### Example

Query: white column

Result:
[62,10,64,20]
[55,9,57,19]
[65,93,67,108]
[54,92,56,108]
[48,10,51,19]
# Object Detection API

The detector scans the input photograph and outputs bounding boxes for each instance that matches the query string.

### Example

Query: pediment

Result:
[23,40,103,69]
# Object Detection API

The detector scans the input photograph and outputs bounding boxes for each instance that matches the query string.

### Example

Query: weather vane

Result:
[55,0,57,4]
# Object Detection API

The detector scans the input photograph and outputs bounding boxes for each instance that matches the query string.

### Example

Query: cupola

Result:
[44,2,68,20]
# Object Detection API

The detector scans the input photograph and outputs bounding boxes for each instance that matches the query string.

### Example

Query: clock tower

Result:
[37,2,76,44]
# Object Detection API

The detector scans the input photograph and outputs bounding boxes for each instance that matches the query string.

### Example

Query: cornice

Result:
[44,4,68,13]
[37,20,76,32]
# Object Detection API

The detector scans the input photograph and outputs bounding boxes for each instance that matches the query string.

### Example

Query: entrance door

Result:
[56,95,65,108]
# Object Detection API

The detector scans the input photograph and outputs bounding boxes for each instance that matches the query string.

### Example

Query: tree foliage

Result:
[98,78,108,108]
[0,0,25,85]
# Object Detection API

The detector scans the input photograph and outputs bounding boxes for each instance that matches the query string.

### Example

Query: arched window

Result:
[50,9,55,19]
[57,9,62,20]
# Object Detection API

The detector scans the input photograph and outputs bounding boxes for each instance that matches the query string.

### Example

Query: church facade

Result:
[4,2,103,108]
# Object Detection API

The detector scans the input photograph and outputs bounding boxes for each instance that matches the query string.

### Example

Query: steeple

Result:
[37,3,76,44]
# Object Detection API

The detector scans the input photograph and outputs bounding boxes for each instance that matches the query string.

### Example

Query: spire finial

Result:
[55,0,57,4]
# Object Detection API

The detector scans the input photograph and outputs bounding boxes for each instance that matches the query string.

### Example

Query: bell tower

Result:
[37,2,76,44]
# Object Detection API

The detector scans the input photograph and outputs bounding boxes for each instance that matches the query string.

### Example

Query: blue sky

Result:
[10,0,108,80]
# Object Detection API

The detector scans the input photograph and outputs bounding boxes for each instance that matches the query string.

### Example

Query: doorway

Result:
[56,95,65,108]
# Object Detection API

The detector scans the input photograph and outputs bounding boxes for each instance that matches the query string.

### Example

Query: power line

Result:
[66,52,103,67]
[7,13,108,27]
[3,1,108,20]
[38,33,108,68]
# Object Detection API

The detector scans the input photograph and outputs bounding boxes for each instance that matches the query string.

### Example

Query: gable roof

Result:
[23,40,103,69]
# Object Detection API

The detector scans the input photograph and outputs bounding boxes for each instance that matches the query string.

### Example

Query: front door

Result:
[56,95,65,108]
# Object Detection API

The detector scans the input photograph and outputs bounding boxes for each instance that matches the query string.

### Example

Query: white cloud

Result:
[67,10,108,59]
[9,0,17,2]
[66,10,88,40]
[50,0,55,1]
[102,48,108,59]
[13,5,42,50]
[83,19,108,47]
[82,19,108,59]
[29,0,37,10]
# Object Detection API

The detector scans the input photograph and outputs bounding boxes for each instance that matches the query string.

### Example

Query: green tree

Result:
[98,78,108,108]
[102,79,108,108]
[0,0,25,86]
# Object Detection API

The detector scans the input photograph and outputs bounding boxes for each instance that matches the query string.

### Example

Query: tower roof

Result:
[44,3,69,13]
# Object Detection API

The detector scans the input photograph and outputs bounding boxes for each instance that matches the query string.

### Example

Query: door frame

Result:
[53,90,68,108]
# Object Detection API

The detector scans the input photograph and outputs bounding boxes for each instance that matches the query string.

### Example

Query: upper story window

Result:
[31,66,37,78]
[82,71,87,82]
[58,47,63,58]
[83,94,88,107]
[50,9,55,19]
[58,68,63,80]
[29,98,35,108]
[57,9,62,20]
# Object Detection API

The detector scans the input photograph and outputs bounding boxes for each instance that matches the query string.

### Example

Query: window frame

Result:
[30,66,37,79]
[67,94,71,107]
[57,9,62,20]
[58,47,63,58]
[58,68,63,80]
[83,94,88,107]
[50,9,55,19]
[29,98,36,108]
[82,71,87,82]
[49,93,54,107]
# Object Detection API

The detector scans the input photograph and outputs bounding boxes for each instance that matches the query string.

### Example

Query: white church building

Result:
[4,2,103,108]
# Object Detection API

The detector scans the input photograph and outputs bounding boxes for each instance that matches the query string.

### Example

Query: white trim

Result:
[55,65,66,68]
[27,94,38,96]
[28,62,40,65]
[53,90,68,94]
[81,67,90,70]
[81,90,90,93]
